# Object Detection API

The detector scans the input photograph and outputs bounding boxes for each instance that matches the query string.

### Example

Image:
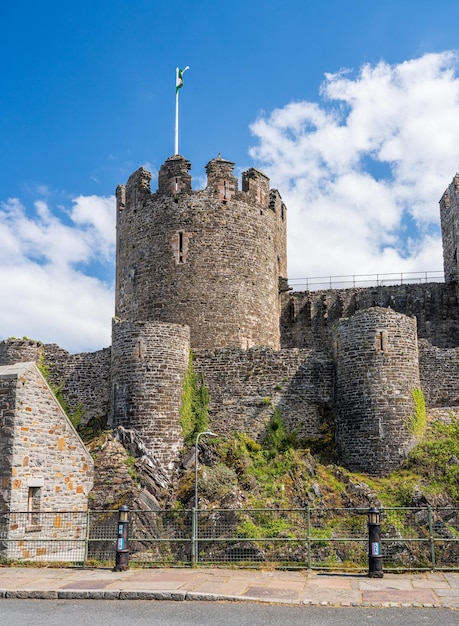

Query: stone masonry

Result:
[3,160,459,478]
[334,308,419,474]
[115,155,287,351]
[110,319,190,471]
[0,362,93,560]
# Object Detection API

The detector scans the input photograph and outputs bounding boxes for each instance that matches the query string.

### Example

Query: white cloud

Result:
[4,52,459,353]
[0,195,115,353]
[249,51,459,282]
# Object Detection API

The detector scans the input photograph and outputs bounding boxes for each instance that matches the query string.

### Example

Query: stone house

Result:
[0,362,93,561]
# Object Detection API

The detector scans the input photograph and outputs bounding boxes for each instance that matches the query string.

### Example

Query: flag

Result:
[176,66,190,94]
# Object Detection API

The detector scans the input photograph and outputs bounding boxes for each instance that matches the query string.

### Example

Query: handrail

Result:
[288,270,444,291]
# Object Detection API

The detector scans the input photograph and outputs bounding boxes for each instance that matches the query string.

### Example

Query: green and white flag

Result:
[176,66,190,94]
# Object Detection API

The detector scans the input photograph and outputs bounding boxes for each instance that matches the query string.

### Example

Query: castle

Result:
[2,155,459,492]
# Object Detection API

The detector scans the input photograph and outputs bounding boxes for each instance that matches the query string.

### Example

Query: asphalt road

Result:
[1,600,458,626]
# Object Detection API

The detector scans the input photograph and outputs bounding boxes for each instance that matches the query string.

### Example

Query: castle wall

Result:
[334,308,419,475]
[42,344,111,426]
[281,282,459,350]
[419,339,459,407]
[194,347,333,440]
[110,319,190,470]
[0,338,44,365]
[440,173,459,283]
[115,156,287,351]
[0,339,111,427]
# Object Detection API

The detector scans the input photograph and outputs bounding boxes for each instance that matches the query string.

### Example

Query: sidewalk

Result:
[1,567,459,608]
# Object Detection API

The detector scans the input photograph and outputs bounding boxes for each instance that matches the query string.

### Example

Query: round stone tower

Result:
[334,307,420,475]
[110,318,190,470]
[114,154,287,350]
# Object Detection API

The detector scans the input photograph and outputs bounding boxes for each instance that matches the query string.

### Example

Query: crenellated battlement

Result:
[117,156,285,218]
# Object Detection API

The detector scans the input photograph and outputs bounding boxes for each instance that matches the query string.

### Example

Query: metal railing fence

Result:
[289,270,444,291]
[0,510,89,564]
[1,506,458,571]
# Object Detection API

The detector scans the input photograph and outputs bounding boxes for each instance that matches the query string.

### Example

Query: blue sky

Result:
[2,0,459,352]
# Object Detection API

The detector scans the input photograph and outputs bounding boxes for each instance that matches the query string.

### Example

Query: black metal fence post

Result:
[368,507,383,578]
[114,505,129,571]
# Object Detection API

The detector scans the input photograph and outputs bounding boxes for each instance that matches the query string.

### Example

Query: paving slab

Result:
[0,566,459,608]
[243,585,300,602]
[305,576,353,589]
[191,580,249,595]
[362,589,438,604]
[360,578,414,590]
[412,579,451,589]
[302,588,361,604]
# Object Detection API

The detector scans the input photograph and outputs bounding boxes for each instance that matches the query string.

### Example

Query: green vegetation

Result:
[38,353,86,430]
[54,384,86,430]
[6,336,42,344]
[198,463,237,500]
[176,410,459,513]
[404,415,459,501]
[407,387,427,439]
[124,455,138,481]
[179,351,209,444]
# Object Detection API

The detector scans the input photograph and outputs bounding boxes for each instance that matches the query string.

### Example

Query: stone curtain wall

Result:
[43,344,111,426]
[334,308,419,475]
[0,339,111,427]
[282,282,459,350]
[0,339,44,365]
[419,339,459,407]
[194,347,334,440]
[115,156,287,351]
[110,319,190,471]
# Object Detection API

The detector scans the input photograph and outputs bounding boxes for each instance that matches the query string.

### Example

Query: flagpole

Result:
[174,66,189,156]
[174,68,179,155]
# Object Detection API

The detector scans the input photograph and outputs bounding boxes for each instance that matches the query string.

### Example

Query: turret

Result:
[205,154,237,201]
[158,155,192,194]
[334,307,419,475]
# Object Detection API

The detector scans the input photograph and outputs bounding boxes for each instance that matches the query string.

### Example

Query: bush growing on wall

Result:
[408,388,427,439]
[180,351,210,444]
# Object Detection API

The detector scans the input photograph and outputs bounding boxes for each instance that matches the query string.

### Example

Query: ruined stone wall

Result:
[43,344,111,426]
[334,308,419,475]
[110,319,190,470]
[115,156,287,351]
[193,347,333,440]
[0,339,111,427]
[281,282,459,350]
[0,338,44,365]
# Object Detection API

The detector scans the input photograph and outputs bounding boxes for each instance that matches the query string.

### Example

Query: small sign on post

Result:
[114,505,129,571]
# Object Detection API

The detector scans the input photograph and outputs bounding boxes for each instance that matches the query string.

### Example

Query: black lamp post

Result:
[368,507,383,578]
[114,505,129,571]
